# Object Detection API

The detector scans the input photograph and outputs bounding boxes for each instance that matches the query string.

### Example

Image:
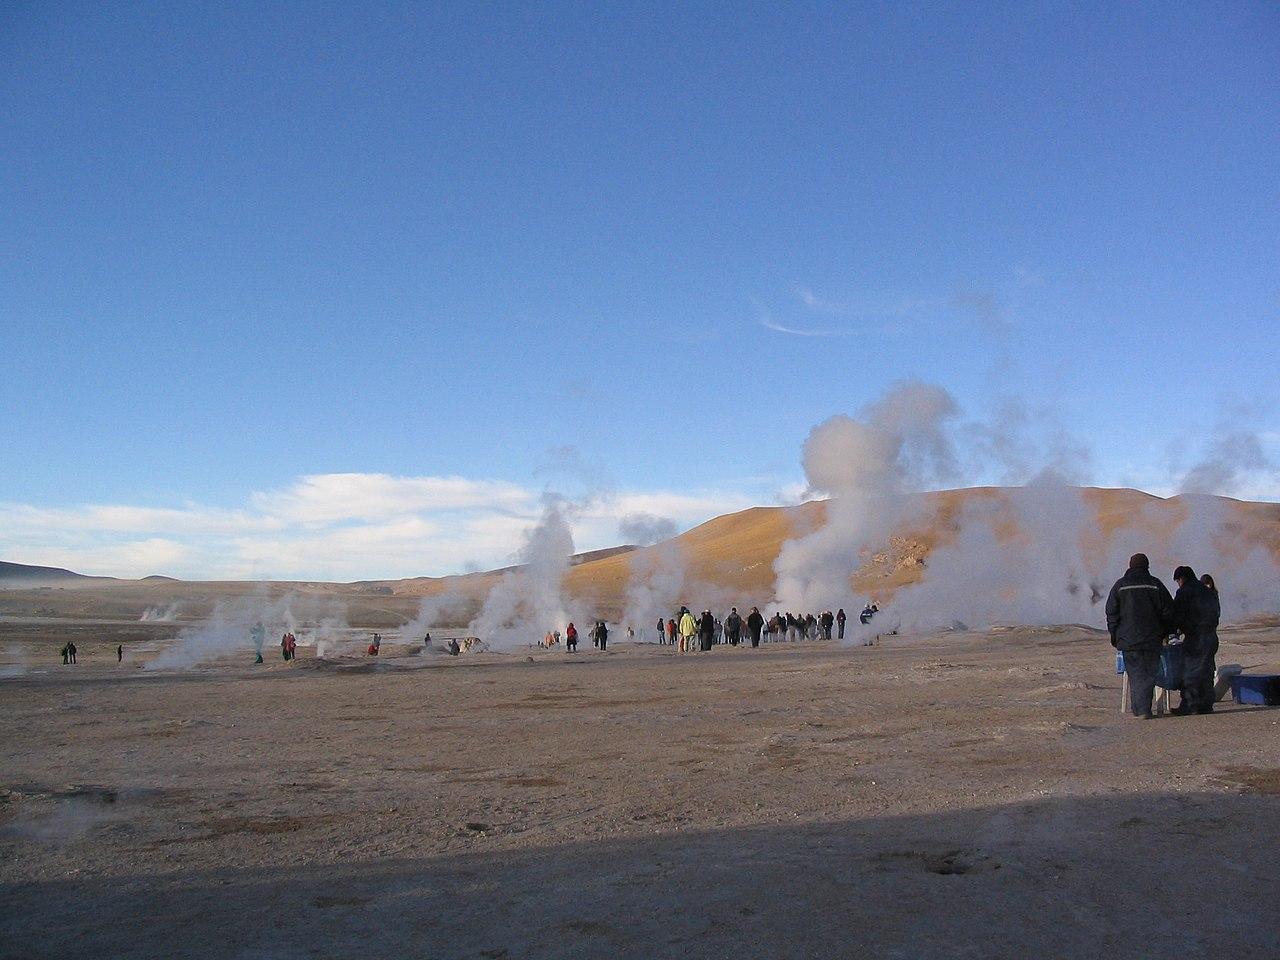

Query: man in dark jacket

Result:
[746,607,764,648]
[1105,553,1174,718]
[1171,566,1218,715]
[724,608,742,646]
[698,610,715,652]
[836,608,847,639]
[820,611,835,640]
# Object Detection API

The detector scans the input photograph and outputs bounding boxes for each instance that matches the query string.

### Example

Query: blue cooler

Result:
[1230,675,1280,706]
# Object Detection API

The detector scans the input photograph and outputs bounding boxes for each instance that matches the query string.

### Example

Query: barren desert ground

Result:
[2,622,1278,960]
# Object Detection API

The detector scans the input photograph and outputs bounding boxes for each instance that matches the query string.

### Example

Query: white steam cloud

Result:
[621,540,687,637]
[776,381,1280,638]
[773,380,960,612]
[467,494,582,649]
[618,513,679,546]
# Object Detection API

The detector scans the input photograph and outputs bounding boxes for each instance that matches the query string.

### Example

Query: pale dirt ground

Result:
[1,622,1278,960]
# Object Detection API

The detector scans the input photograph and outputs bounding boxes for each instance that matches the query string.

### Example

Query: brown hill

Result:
[2,487,1276,626]
[389,486,1280,619]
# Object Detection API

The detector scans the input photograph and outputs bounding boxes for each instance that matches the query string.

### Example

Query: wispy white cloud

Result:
[760,315,856,338]
[250,473,533,523]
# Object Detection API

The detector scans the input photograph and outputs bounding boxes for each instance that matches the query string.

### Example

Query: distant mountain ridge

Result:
[0,561,110,584]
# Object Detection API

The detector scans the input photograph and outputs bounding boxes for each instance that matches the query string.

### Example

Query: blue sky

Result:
[2,1,1277,578]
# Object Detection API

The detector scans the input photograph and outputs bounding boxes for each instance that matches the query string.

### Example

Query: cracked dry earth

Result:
[2,622,1278,959]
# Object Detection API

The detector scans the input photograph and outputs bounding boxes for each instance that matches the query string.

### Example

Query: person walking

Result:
[1105,553,1174,719]
[747,607,764,648]
[820,610,834,640]
[836,608,846,640]
[1171,566,1219,715]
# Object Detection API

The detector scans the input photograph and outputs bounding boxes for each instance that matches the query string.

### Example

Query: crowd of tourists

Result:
[647,602,880,652]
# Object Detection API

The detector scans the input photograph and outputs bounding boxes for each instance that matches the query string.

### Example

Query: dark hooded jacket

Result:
[746,610,764,636]
[1173,577,1218,646]
[1105,566,1174,651]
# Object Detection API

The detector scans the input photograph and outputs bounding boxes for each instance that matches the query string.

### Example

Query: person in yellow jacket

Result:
[677,607,697,654]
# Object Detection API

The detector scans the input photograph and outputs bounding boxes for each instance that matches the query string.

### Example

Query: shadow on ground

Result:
[2,789,1276,960]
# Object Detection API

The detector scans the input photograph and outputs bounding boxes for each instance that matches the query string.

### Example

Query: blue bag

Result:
[1155,643,1184,691]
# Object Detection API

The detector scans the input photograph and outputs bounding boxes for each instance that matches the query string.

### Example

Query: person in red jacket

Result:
[565,622,578,652]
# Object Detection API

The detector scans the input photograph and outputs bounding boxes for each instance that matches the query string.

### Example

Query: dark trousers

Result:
[1181,632,1219,712]
[1123,648,1162,716]
[567,639,576,651]
[750,632,760,648]
[599,638,606,651]
[837,622,845,639]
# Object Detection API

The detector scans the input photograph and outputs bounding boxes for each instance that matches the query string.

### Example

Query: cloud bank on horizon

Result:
[0,473,763,581]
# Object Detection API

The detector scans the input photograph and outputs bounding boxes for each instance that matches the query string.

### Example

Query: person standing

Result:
[117,644,123,663]
[1105,553,1174,719]
[251,622,265,664]
[698,610,715,652]
[565,622,578,652]
[1172,566,1219,715]
[597,621,608,652]
[820,610,834,640]
[656,617,666,644]
[666,617,677,646]
[678,608,697,653]
[61,644,69,665]
[746,607,764,648]
[836,608,847,640]
[68,642,77,664]
[725,607,743,646]
[281,633,291,661]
